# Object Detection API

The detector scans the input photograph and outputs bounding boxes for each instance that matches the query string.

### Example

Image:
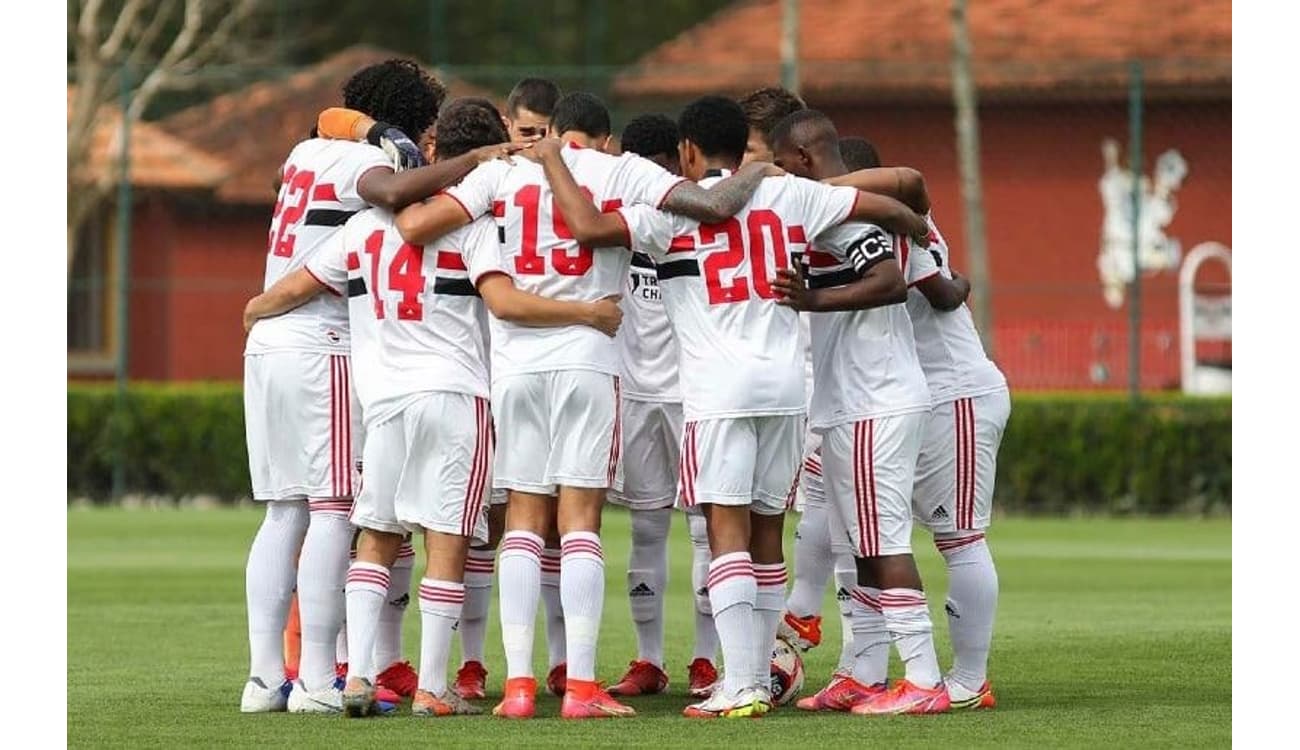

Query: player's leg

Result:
[398,393,491,717]
[685,510,720,696]
[681,418,766,719]
[338,416,406,717]
[934,391,1010,709]
[548,371,634,718]
[845,414,950,716]
[831,531,860,677]
[489,372,553,718]
[373,539,416,702]
[797,421,889,712]
[539,531,567,695]
[241,353,310,712]
[781,444,831,651]
[608,399,675,696]
[454,495,504,700]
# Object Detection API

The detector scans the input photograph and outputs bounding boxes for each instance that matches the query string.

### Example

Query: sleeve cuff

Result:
[908,270,940,288]
[612,209,633,250]
[656,178,691,209]
[440,190,476,222]
[304,267,342,296]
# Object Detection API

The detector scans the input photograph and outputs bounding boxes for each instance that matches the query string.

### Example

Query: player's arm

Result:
[843,192,931,246]
[659,161,773,224]
[914,265,971,312]
[393,195,476,245]
[537,140,633,248]
[476,273,623,336]
[825,167,930,214]
[774,260,906,313]
[242,268,332,333]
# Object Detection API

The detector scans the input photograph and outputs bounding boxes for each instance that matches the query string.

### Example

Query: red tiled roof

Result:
[70,87,229,190]
[160,45,499,204]
[613,0,1231,101]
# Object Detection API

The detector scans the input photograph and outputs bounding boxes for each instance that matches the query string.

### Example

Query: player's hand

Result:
[242,301,259,335]
[763,163,786,177]
[773,265,812,311]
[586,294,624,337]
[472,141,530,165]
[527,137,564,163]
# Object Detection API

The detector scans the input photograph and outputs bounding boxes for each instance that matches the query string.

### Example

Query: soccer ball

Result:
[769,636,806,705]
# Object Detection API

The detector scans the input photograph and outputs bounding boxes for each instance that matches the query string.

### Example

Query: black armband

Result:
[846,228,896,275]
[365,121,396,146]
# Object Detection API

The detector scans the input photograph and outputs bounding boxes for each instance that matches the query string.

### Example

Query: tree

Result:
[67,0,268,271]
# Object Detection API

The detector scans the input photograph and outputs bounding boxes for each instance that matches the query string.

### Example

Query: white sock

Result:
[849,586,890,686]
[786,502,832,618]
[373,542,413,672]
[560,532,605,682]
[881,587,942,688]
[628,508,671,667]
[297,500,354,691]
[460,547,496,665]
[833,551,858,674]
[708,552,757,695]
[687,513,718,662]
[498,532,543,679]
[417,579,464,696]
[937,533,999,689]
[754,563,788,688]
[246,501,309,684]
[343,561,390,683]
[336,625,348,666]
[540,547,567,668]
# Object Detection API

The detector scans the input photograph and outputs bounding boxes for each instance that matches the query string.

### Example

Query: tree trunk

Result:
[950,0,993,354]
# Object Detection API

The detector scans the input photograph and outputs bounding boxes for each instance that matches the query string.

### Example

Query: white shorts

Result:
[678,414,804,516]
[351,392,492,543]
[609,399,683,510]
[491,370,622,495]
[822,412,925,557]
[244,351,359,501]
[912,389,1011,533]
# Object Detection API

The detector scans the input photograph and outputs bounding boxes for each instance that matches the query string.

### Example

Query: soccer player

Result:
[597,113,717,698]
[243,98,624,717]
[240,59,503,714]
[536,95,930,718]
[829,134,1009,710]
[738,86,807,164]
[769,109,957,715]
[390,91,773,719]
[504,77,561,143]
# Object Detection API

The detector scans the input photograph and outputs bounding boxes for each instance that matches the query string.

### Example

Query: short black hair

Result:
[435,97,509,159]
[839,136,882,171]
[738,86,807,141]
[551,92,612,138]
[770,108,839,156]
[342,59,446,141]
[678,95,748,162]
[506,77,561,118]
[620,114,679,160]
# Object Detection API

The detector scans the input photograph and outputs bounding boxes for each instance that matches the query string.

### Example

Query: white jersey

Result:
[630,171,858,422]
[246,139,390,355]
[446,143,686,381]
[307,210,503,428]
[904,214,1007,403]
[805,221,934,431]
[619,205,680,402]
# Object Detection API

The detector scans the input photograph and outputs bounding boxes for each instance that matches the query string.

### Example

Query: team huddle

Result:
[238,59,1009,720]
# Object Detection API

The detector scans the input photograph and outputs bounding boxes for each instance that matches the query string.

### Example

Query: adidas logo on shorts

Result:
[630,582,656,598]
[932,506,950,521]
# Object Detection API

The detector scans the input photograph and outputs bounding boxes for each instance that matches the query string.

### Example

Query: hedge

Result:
[68,384,1230,515]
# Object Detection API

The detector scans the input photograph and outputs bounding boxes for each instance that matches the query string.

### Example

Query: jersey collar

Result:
[703,168,733,178]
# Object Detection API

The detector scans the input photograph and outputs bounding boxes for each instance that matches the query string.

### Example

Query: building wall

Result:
[824,98,1231,389]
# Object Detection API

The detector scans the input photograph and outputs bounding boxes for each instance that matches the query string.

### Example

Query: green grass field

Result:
[68,508,1230,748]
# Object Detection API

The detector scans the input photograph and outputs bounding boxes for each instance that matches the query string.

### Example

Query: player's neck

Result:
[817,154,850,179]
[701,156,741,175]
[558,131,604,150]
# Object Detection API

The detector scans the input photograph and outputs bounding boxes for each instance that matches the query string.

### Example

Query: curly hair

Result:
[738,86,807,142]
[342,59,447,142]
[435,97,509,159]
[620,114,679,160]
[678,95,748,163]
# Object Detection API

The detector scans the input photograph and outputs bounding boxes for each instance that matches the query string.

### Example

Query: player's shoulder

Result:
[817,219,889,250]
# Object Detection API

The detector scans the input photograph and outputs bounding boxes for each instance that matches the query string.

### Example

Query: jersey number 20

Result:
[701,209,790,305]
